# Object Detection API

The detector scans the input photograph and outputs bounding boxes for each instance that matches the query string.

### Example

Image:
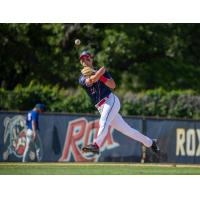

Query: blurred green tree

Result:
[1,23,200,92]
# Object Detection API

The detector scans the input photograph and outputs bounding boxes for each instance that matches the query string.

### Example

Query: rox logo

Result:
[176,128,200,156]
[59,118,119,162]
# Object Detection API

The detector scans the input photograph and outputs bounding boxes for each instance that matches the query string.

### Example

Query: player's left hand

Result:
[81,67,95,77]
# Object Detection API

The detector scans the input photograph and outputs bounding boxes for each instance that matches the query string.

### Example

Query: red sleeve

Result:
[99,75,108,83]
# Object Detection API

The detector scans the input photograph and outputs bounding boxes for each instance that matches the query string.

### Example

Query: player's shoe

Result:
[151,139,160,154]
[82,143,100,154]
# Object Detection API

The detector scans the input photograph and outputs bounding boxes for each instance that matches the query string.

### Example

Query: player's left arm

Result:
[31,121,37,140]
[31,112,38,140]
[99,69,116,89]
[101,77,116,89]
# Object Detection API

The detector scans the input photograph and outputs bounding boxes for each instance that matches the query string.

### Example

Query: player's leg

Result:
[34,132,43,161]
[110,113,160,153]
[94,94,120,147]
[110,113,153,147]
[82,94,120,153]
[22,129,32,162]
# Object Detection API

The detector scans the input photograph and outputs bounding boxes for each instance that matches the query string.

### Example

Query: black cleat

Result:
[151,139,160,154]
[82,144,100,154]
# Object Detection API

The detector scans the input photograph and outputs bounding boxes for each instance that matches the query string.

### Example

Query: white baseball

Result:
[75,39,81,46]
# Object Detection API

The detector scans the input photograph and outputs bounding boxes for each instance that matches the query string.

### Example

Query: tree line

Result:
[1,23,200,92]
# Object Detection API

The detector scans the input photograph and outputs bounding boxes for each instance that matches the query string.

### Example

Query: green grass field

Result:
[0,162,200,175]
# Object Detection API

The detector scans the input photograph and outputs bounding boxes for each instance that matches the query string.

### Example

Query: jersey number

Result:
[28,113,32,121]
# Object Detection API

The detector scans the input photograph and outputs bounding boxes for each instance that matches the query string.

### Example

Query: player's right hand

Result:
[98,66,106,76]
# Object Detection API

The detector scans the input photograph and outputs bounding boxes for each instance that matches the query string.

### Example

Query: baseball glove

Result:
[81,67,95,77]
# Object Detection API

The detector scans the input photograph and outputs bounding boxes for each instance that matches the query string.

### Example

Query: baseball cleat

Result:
[82,144,100,154]
[151,139,160,154]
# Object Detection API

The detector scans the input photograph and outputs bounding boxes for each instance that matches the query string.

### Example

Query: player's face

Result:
[80,57,93,67]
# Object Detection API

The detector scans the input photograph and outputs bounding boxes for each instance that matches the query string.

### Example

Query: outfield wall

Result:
[0,111,199,164]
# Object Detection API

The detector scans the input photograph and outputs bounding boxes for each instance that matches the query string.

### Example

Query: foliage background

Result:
[1,24,200,118]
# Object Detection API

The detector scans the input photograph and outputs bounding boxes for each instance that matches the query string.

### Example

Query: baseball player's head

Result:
[80,51,93,68]
[35,103,45,113]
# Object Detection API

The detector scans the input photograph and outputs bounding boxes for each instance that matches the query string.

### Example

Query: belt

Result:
[95,95,109,109]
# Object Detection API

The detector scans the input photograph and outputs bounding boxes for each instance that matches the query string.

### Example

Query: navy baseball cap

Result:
[35,103,45,111]
[79,51,92,60]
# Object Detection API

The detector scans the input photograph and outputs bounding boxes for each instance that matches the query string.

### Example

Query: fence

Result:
[0,111,199,163]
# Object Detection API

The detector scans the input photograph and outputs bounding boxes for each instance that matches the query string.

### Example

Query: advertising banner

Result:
[1,112,200,163]
[145,119,200,163]
[0,112,142,162]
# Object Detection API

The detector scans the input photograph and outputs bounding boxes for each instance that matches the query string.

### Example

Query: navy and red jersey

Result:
[79,70,112,105]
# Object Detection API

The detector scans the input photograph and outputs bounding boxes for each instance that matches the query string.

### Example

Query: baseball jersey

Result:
[79,70,112,105]
[26,110,39,130]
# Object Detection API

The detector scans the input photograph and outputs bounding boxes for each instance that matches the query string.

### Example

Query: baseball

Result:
[75,39,81,46]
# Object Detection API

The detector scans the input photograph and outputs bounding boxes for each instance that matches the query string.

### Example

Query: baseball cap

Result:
[79,51,92,60]
[35,103,45,111]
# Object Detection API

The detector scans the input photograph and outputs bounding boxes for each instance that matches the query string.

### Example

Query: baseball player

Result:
[79,51,160,155]
[23,103,44,162]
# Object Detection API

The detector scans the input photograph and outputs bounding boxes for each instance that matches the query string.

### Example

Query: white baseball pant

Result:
[94,93,153,147]
[22,129,33,162]
[22,129,41,162]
